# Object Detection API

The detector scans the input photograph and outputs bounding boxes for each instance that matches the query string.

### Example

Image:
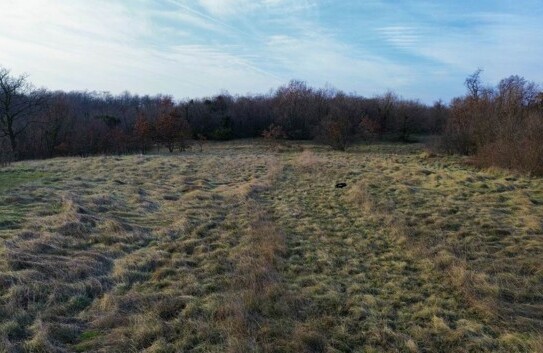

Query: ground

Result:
[0,141,541,353]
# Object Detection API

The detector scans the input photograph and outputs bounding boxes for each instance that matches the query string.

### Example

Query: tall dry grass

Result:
[345,149,543,351]
[219,202,288,353]
[1,142,541,352]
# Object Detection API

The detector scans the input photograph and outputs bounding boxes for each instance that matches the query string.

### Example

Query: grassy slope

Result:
[0,170,48,232]
[0,142,541,352]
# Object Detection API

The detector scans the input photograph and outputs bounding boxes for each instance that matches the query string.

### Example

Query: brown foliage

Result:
[262,123,287,140]
[133,114,153,154]
[41,94,71,157]
[441,72,543,175]
[319,117,351,151]
[475,113,543,175]
[0,66,447,160]
[359,114,380,139]
[155,103,192,153]
[316,93,357,151]
[262,123,287,151]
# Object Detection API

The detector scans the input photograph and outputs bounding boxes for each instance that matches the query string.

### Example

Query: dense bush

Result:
[440,71,543,175]
[474,109,543,175]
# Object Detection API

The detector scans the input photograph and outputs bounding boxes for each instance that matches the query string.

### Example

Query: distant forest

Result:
[1,67,542,174]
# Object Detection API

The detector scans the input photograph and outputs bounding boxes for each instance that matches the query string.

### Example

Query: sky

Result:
[0,0,542,103]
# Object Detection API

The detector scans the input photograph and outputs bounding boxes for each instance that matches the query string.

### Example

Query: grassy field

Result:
[0,141,541,352]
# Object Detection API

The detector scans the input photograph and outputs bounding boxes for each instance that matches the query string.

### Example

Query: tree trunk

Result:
[8,125,17,155]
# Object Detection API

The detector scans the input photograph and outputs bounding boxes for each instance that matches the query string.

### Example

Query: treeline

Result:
[0,67,444,161]
[441,70,543,175]
[1,66,542,174]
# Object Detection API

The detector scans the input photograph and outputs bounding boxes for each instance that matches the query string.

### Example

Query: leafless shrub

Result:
[359,114,380,140]
[262,123,288,151]
[475,133,543,176]
[195,133,207,152]
[440,71,543,175]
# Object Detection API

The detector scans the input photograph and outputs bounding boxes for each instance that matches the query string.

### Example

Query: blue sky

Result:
[1,0,542,103]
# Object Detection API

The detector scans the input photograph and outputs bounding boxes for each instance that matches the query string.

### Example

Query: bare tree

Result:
[42,93,71,157]
[195,133,207,152]
[273,80,316,139]
[133,113,153,154]
[156,106,192,153]
[395,100,426,142]
[0,137,12,166]
[465,69,483,100]
[430,100,448,134]
[317,93,356,151]
[376,91,397,137]
[0,67,44,157]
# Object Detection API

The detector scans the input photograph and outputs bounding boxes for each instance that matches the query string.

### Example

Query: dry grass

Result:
[474,137,543,176]
[0,141,541,352]
[219,201,288,353]
[340,144,543,351]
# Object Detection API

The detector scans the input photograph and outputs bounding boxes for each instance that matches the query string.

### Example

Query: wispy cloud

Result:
[0,0,541,102]
[0,0,281,95]
[195,0,315,17]
[375,26,421,49]
[404,11,543,83]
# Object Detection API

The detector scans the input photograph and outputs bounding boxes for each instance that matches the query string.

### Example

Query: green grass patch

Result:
[0,169,46,192]
[79,330,101,341]
[0,169,48,233]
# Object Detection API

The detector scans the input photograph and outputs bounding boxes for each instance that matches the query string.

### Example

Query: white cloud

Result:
[411,12,543,83]
[197,0,252,16]
[0,0,540,102]
[195,0,315,17]
[0,0,284,96]
[376,26,421,49]
[263,32,416,95]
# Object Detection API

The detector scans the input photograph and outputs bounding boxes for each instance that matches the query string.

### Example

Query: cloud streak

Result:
[0,0,541,102]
